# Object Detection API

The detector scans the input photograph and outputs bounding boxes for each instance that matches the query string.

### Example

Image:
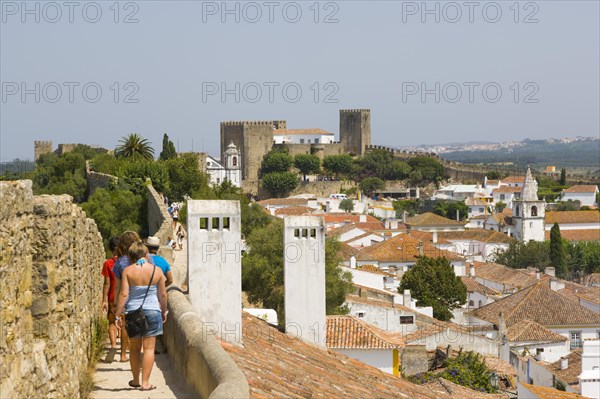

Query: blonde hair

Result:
[117,231,140,257]
[128,241,148,264]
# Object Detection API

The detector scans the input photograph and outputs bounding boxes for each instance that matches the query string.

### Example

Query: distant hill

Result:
[441,138,600,168]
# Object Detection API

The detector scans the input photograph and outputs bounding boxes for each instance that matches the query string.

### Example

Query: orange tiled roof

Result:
[506,319,567,342]
[519,383,587,398]
[273,128,334,135]
[546,210,600,225]
[544,229,600,242]
[486,180,500,185]
[362,233,464,262]
[465,197,492,206]
[461,276,501,296]
[545,349,582,389]
[468,281,600,327]
[274,205,314,216]
[326,315,404,349]
[345,231,383,246]
[502,176,525,184]
[563,185,599,193]
[493,186,522,194]
[327,223,365,237]
[406,212,465,227]
[355,264,396,277]
[322,213,382,225]
[337,242,371,261]
[438,229,515,244]
[222,312,467,399]
[472,261,537,291]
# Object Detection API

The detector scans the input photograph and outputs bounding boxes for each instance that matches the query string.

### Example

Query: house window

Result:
[300,139,305,144]
[356,311,366,318]
[479,208,484,213]
[478,300,483,307]
[314,139,319,143]
[222,217,230,230]
[308,139,311,143]
[536,348,544,355]
[468,300,475,307]
[500,194,505,200]
[199,218,209,230]
[232,156,237,167]
[212,217,220,230]
[531,206,538,216]
[515,205,520,217]
[399,316,414,324]
[570,331,582,350]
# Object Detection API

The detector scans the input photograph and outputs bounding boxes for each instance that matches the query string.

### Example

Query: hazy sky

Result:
[1,0,599,161]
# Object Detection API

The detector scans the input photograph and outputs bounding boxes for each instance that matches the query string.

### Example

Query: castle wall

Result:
[85,161,118,197]
[34,141,53,161]
[0,180,105,398]
[340,109,371,155]
[243,123,275,182]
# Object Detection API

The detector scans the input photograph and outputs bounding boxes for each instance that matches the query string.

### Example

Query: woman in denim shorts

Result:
[115,242,168,391]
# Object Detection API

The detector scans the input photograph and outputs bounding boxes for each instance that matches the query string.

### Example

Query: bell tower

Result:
[224,141,241,187]
[512,167,545,241]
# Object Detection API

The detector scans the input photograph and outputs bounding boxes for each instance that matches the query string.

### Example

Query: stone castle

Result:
[33,141,108,161]
[220,109,371,181]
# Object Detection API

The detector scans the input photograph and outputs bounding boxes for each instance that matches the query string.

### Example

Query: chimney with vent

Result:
[560,357,568,370]
[402,211,407,223]
[432,232,438,244]
[545,267,556,277]
[284,215,326,349]
[470,263,476,277]
[350,255,356,269]
[403,289,412,307]
[359,214,367,223]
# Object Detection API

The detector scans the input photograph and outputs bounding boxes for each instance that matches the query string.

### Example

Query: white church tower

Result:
[224,141,241,187]
[512,167,545,242]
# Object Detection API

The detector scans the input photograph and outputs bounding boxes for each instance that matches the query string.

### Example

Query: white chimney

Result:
[432,232,438,243]
[470,264,476,277]
[456,209,460,221]
[359,214,367,223]
[560,357,568,370]
[350,255,356,269]
[535,272,541,280]
[545,267,556,277]
[325,201,331,213]
[550,279,565,292]
[403,289,412,307]
[390,219,398,230]
[402,211,407,223]
[580,339,600,399]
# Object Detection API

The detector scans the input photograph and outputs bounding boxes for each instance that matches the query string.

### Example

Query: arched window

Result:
[469,300,475,307]
[531,206,538,216]
[478,300,483,307]
[515,205,520,217]
[232,156,237,167]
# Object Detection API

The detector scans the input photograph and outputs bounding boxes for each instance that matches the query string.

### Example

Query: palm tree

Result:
[115,133,155,160]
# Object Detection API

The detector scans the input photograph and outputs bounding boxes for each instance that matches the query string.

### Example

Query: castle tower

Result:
[34,141,53,161]
[187,200,242,344]
[224,141,241,187]
[339,109,371,155]
[220,120,286,181]
[284,215,326,349]
[512,167,545,242]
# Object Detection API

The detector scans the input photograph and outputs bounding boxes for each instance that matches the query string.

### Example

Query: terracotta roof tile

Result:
[406,212,465,227]
[493,186,523,194]
[502,176,525,184]
[544,229,600,242]
[468,282,600,327]
[326,316,405,349]
[519,383,587,398]
[545,349,582,388]
[362,233,464,262]
[274,206,314,216]
[461,276,501,296]
[472,261,537,291]
[506,319,567,342]
[355,264,396,277]
[546,210,600,225]
[321,213,382,225]
[424,378,507,398]
[438,229,515,244]
[258,197,310,206]
[222,312,473,399]
[465,197,492,206]
[563,185,599,193]
[337,242,371,261]
[345,232,383,246]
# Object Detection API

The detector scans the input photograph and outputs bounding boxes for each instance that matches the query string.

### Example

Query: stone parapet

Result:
[0,180,105,398]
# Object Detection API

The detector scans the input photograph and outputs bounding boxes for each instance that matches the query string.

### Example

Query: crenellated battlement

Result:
[34,140,52,146]
[221,120,283,126]
[340,109,370,113]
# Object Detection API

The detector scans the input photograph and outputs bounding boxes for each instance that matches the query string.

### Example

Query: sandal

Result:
[140,385,156,391]
[128,380,141,388]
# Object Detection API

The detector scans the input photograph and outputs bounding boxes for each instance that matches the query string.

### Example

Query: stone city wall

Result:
[146,184,174,265]
[85,160,118,197]
[0,180,105,398]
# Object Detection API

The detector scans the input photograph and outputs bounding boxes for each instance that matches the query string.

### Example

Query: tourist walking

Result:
[144,236,173,286]
[115,241,168,391]
[176,225,185,251]
[101,237,120,362]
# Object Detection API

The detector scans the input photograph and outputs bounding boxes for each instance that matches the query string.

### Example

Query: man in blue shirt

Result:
[144,236,173,287]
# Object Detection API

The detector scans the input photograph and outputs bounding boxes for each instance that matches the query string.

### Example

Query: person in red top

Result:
[101,237,120,362]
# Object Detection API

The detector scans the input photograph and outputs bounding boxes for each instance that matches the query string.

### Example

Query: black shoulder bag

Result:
[125,265,156,338]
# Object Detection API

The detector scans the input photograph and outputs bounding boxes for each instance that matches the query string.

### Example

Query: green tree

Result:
[393,199,420,218]
[81,187,144,250]
[115,133,155,160]
[260,149,293,175]
[242,220,353,323]
[495,201,507,213]
[163,153,207,200]
[493,241,552,271]
[32,151,88,202]
[560,168,567,185]
[159,133,177,160]
[262,171,299,197]
[433,200,469,221]
[294,154,321,181]
[550,223,568,278]
[339,198,354,213]
[408,156,445,184]
[399,256,467,321]
[322,154,353,179]
[359,177,385,197]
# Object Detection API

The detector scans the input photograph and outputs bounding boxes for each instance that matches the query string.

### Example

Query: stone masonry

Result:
[0,180,105,398]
